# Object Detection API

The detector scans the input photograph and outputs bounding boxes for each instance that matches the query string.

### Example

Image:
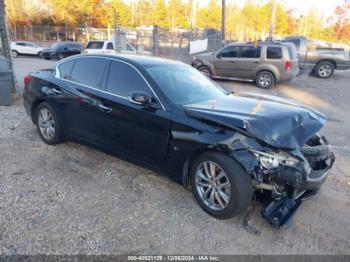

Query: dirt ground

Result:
[0,57,349,255]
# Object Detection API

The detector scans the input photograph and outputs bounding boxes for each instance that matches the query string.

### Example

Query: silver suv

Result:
[192,42,299,88]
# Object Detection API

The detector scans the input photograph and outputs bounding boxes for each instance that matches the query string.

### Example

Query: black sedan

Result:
[41,42,83,60]
[23,54,334,227]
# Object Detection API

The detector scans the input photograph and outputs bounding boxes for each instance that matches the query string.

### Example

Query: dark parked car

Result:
[41,42,83,60]
[23,54,334,227]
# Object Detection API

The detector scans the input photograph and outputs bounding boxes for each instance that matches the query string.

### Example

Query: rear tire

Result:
[198,65,213,79]
[35,102,62,145]
[256,71,275,89]
[37,51,42,58]
[190,152,253,219]
[314,61,334,79]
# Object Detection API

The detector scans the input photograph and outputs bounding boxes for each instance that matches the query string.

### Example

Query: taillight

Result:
[24,75,33,86]
[285,61,292,71]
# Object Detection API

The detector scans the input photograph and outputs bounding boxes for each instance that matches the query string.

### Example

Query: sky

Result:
[195,0,346,17]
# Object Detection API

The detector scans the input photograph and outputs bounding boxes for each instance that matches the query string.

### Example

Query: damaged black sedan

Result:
[23,54,334,228]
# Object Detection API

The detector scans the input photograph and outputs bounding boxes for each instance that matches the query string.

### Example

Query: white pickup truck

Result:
[84,40,152,56]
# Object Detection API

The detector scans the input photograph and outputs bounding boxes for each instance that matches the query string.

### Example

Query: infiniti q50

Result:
[23,54,334,227]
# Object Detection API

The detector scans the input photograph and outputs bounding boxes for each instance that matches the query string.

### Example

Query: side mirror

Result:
[128,91,152,107]
[216,53,222,59]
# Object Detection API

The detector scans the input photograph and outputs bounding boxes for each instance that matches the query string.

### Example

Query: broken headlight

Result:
[251,150,300,170]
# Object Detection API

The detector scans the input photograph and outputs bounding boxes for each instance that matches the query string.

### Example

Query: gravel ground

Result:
[0,57,350,255]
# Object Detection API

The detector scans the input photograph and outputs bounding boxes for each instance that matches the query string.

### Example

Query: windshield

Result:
[146,64,227,105]
[51,43,63,49]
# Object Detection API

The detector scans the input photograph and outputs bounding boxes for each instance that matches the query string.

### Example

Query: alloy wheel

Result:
[38,108,56,140]
[258,74,272,88]
[318,64,332,78]
[195,161,231,211]
[199,67,211,78]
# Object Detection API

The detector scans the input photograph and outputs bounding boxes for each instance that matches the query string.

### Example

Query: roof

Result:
[75,53,184,67]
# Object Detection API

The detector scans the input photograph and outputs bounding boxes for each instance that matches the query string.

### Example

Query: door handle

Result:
[98,103,112,113]
[52,88,62,95]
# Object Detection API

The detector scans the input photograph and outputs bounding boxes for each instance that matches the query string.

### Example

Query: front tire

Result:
[35,102,62,145]
[11,50,18,58]
[256,71,275,89]
[314,61,334,79]
[190,152,253,219]
[198,65,213,79]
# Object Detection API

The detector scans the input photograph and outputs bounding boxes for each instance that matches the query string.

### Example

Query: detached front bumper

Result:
[256,135,335,228]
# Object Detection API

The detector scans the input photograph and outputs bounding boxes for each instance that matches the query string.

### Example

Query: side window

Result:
[239,46,261,58]
[218,46,239,58]
[70,58,107,89]
[106,42,114,50]
[16,43,25,46]
[106,61,150,97]
[266,47,282,59]
[58,59,76,79]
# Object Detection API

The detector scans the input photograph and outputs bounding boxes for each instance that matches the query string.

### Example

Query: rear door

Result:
[213,45,239,77]
[235,45,261,79]
[97,60,170,166]
[57,57,109,145]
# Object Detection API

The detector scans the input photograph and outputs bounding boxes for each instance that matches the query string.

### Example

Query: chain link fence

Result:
[8,24,223,63]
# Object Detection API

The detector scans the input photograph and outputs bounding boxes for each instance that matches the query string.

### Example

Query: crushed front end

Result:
[248,134,335,228]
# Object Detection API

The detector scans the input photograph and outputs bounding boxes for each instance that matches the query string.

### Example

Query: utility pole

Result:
[268,0,277,40]
[112,7,120,53]
[0,0,16,92]
[221,0,226,43]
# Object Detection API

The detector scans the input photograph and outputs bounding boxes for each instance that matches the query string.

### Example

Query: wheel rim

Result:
[195,161,231,211]
[318,64,332,77]
[199,67,211,78]
[38,108,55,140]
[11,51,17,57]
[258,74,271,87]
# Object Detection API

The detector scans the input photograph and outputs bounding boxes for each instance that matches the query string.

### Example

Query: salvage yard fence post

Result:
[0,0,16,96]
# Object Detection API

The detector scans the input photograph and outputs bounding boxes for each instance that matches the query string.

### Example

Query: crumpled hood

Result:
[184,92,327,149]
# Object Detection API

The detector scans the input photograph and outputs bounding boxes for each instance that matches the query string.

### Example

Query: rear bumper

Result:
[279,68,300,81]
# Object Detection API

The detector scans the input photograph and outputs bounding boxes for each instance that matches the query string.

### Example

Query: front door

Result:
[213,45,239,77]
[234,45,261,79]
[96,60,170,166]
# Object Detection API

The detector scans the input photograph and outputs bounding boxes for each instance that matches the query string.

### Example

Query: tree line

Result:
[5,0,350,43]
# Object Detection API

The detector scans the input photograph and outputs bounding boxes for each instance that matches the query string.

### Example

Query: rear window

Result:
[86,41,104,49]
[266,47,282,59]
[239,46,261,58]
[70,58,107,89]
